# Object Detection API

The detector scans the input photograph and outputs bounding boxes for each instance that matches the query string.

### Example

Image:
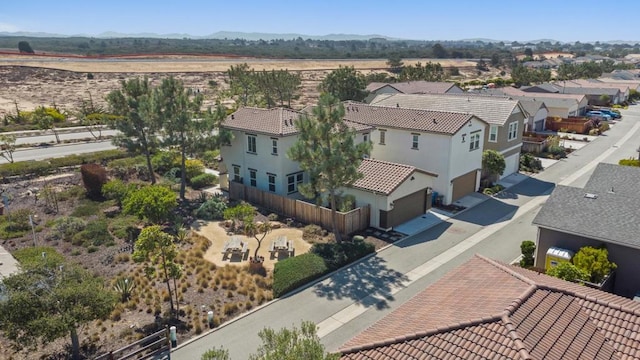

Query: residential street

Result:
[172,106,640,359]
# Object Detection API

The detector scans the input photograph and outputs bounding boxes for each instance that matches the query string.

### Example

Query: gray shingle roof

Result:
[370,93,521,126]
[352,159,437,195]
[557,86,621,97]
[222,107,302,136]
[533,163,640,249]
[342,102,478,135]
[518,99,547,118]
[222,107,373,136]
[521,83,562,93]
[365,81,457,94]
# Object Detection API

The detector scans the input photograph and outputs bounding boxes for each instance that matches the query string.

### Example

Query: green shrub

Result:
[201,150,220,168]
[151,151,179,174]
[71,199,103,217]
[109,215,140,240]
[520,153,543,173]
[302,224,324,240]
[548,145,565,157]
[74,219,113,247]
[185,159,205,181]
[195,197,227,220]
[520,240,536,268]
[482,188,494,195]
[339,194,356,212]
[163,167,181,183]
[53,216,87,241]
[190,173,217,189]
[0,208,33,239]
[273,253,328,297]
[599,122,610,133]
[0,160,52,178]
[619,158,640,167]
[57,185,86,201]
[310,240,375,270]
[102,179,136,205]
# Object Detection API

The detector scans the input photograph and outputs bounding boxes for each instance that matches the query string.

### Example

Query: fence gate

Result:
[95,328,170,360]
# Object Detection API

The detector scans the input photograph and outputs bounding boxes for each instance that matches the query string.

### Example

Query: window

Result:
[268,173,276,192]
[247,134,257,153]
[411,133,419,149]
[379,130,386,145]
[469,133,480,151]
[287,172,304,194]
[363,133,369,143]
[271,138,278,155]
[249,169,257,187]
[489,125,498,142]
[233,165,241,182]
[508,122,518,141]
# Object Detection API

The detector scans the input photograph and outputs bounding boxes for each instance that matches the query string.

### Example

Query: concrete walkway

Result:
[0,244,19,279]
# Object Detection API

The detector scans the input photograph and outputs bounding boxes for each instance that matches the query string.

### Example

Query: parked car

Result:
[586,111,612,121]
[599,109,621,119]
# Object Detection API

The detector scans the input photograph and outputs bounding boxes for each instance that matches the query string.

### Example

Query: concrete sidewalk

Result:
[0,245,19,279]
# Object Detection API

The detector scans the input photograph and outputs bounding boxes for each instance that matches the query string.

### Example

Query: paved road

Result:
[12,130,118,146]
[1,141,117,164]
[172,105,640,359]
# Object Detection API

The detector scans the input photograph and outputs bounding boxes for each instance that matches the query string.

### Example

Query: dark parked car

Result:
[586,111,612,121]
[599,109,621,119]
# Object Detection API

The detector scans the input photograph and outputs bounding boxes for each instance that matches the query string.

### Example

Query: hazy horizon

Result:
[2,0,639,43]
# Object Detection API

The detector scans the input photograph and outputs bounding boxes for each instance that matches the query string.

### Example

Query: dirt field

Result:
[0,55,479,118]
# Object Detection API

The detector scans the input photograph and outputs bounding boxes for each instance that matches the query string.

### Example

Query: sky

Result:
[1,0,639,43]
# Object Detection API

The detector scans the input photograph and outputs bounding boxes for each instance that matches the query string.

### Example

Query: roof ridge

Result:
[350,102,473,118]
[339,315,503,355]
[475,255,537,286]
[362,157,415,169]
[535,284,640,317]
[278,108,284,135]
[500,312,534,360]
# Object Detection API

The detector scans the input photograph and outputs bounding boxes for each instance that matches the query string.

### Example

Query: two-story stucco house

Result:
[364,81,464,103]
[370,93,527,179]
[219,107,373,198]
[342,102,487,205]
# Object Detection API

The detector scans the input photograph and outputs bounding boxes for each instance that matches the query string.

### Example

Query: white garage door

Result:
[501,153,520,179]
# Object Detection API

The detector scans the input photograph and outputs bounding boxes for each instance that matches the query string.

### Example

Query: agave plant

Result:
[174,224,191,243]
[113,277,136,302]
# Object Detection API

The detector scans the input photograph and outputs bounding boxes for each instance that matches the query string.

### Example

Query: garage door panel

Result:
[388,189,426,228]
[501,153,520,179]
[452,171,477,202]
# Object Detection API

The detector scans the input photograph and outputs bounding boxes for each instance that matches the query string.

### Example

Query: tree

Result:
[520,240,536,268]
[490,53,501,67]
[0,247,116,360]
[76,93,107,140]
[432,43,448,58]
[80,163,108,199]
[133,225,181,318]
[226,63,258,106]
[476,59,489,72]
[546,262,590,282]
[106,77,160,184]
[123,185,177,224]
[244,216,273,259]
[0,134,17,163]
[33,106,61,143]
[153,76,205,200]
[318,66,367,102]
[248,321,339,360]
[599,94,611,105]
[287,94,371,243]
[524,47,534,57]
[201,347,231,360]
[482,150,506,184]
[223,202,255,232]
[386,55,404,74]
[18,41,34,54]
[399,62,444,82]
[572,246,617,283]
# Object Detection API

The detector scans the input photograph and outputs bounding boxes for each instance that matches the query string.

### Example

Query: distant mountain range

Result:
[0,30,638,44]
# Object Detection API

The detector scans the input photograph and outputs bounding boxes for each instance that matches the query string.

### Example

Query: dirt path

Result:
[193,220,312,271]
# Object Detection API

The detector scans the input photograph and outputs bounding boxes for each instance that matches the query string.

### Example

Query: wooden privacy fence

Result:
[229,182,370,235]
[95,328,170,360]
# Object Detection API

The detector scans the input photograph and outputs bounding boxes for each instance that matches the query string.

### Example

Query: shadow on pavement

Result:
[394,221,452,248]
[454,197,519,226]
[311,255,408,310]
[494,177,556,199]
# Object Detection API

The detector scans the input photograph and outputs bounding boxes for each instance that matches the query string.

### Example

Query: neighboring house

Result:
[552,86,622,105]
[370,93,527,180]
[596,78,640,93]
[532,163,640,298]
[218,107,372,197]
[498,86,589,117]
[521,83,562,93]
[341,158,437,230]
[600,69,640,80]
[364,81,463,103]
[519,99,548,132]
[340,254,640,360]
[560,79,630,103]
[342,102,487,205]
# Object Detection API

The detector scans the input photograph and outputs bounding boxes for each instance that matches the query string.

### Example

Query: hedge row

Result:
[0,149,127,178]
[272,240,375,297]
[273,253,328,297]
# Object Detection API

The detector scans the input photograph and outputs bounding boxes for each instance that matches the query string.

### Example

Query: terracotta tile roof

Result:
[352,159,437,195]
[339,255,640,360]
[365,81,457,94]
[369,93,522,126]
[342,102,478,135]
[222,107,302,136]
[222,107,373,136]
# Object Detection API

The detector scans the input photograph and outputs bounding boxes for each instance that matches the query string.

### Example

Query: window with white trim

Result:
[363,133,369,143]
[287,172,304,194]
[379,130,386,145]
[268,173,276,192]
[508,122,518,141]
[469,133,480,151]
[411,133,419,149]
[247,134,257,153]
[271,138,278,155]
[489,125,498,142]
[249,169,257,187]
[233,165,241,182]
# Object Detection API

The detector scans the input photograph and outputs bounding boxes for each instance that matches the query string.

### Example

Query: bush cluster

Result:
[310,240,375,270]
[273,253,328,297]
[80,163,108,199]
[619,158,640,167]
[195,197,227,220]
[0,149,126,178]
[520,153,544,173]
[190,173,217,189]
